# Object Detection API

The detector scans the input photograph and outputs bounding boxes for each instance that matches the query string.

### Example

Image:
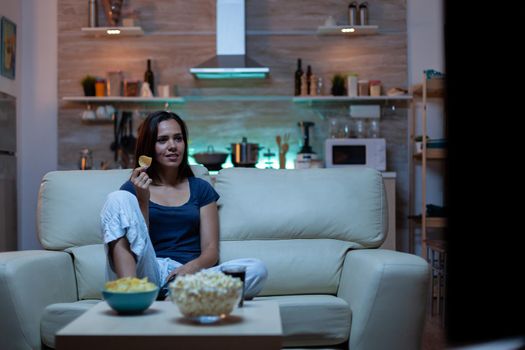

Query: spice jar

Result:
[348,2,358,26]
[359,2,369,25]
[367,117,381,138]
[358,80,369,96]
[369,80,381,96]
[95,78,106,97]
[107,71,123,97]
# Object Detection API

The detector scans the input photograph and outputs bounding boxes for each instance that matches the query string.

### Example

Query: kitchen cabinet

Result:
[408,72,446,258]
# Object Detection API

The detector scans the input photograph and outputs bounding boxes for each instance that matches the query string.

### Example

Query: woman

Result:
[100,111,267,299]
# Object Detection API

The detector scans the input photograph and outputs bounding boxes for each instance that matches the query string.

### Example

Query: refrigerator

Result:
[0,91,17,251]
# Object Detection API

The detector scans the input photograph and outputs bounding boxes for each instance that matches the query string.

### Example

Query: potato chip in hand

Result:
[138,155,152,168]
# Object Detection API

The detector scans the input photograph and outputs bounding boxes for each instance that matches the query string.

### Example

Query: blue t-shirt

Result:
[120,177,220,264]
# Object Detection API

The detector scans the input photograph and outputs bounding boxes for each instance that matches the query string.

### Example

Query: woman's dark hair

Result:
[134,111,194,184]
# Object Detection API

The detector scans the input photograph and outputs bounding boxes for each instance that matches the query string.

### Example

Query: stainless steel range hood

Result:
[190,0,269,79]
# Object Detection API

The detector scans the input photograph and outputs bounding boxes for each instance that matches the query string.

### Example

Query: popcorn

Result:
[169,270,242,317]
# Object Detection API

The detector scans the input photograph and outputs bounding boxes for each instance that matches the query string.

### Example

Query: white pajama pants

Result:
[100,190,268,298]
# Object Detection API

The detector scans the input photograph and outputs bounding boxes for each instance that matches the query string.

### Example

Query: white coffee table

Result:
[56,300,282,350]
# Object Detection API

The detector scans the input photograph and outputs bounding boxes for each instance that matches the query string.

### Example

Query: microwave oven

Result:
[325,138,386,171]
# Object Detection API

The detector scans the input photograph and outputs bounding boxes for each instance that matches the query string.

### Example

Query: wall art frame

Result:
[1,16,17,80]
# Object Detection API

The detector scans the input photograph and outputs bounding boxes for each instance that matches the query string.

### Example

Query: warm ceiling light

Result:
[106,29,121,35]
[341,28,356,33]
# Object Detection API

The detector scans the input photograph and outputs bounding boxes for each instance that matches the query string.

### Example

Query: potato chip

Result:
[138,155,152,167]
[104,277,157,292]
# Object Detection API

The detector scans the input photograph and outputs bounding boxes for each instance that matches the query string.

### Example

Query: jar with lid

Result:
[367,117,381,138]
[95,78,106,97]
[351,118,366,138]
[369,80,381,96]
[358,80,369,96]
[348,2,358,26]
[358,2,368,25]
[107,71,123,97]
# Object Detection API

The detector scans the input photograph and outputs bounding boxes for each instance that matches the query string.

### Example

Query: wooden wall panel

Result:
[58,0,411,238]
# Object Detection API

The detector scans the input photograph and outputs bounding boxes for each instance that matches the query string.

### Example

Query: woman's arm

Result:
[173,201,220,276]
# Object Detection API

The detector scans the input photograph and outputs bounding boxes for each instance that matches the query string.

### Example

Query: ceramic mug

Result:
[81,108,96,121]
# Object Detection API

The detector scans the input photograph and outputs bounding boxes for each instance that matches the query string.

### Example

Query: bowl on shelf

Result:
[192,145,229,171]
[169,270,242,324]
[102,277,159,315]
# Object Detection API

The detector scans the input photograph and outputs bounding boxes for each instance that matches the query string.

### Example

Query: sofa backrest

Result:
[215,167,386,245]
[215,167,387,296]
[37,166,211,250]
[37,166,387,299]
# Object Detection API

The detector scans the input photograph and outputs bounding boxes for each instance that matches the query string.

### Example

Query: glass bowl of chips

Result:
[169,270,242,324]
[102,277,159,315]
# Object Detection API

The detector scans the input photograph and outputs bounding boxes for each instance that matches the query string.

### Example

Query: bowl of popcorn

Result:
[102,277,159,315]
[169,270,243,324]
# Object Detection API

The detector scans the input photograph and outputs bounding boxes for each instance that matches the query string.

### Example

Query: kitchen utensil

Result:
[81,106,96,121]
[298,121,315,155]
[279,143,289,169]
[229,137,263,167]
[78,148,93,170]
[192,146,229,171]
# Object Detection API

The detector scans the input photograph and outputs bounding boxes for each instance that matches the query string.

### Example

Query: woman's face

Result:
[154,119,185,169]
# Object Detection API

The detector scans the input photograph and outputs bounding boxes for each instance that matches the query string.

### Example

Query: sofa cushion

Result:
[65,244,106,300]
[215,167,387,248]
[220,239,352,295]
[257,295,351,347]
[37,166,211,250]
[40,300,100,348]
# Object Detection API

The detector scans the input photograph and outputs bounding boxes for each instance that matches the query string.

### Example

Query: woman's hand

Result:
[174,260,204,276]
[130,166,152,210]
[131,166,152,225]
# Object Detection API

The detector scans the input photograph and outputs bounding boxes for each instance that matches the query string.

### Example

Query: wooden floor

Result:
[422,310,447,350]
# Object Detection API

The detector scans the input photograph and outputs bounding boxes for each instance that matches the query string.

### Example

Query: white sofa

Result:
[0,166,430,350]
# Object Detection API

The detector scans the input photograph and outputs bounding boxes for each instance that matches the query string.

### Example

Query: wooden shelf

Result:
[293,95,412,103]
[184,95,291,102]
[80,118,113,125]
[424,239,447,253]
[413,148,447,160]
[63,96,185,103]
[410,216,447,228]
[412,78,445,98]
[317,25,379,36]
[81,27,144,37]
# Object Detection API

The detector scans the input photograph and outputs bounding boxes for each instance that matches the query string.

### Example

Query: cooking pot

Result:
[229,137,263,167]
[192,146,229,171]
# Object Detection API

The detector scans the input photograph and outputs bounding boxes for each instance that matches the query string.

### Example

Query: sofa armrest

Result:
[0,250,77,350]
[337,249,430,350]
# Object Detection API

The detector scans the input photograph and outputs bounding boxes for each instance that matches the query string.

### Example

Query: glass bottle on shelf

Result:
[352,118,366,138]
[294,58,303,96]
[306,65,312,95]
[144,59,155,96]
[367,117,381,138]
